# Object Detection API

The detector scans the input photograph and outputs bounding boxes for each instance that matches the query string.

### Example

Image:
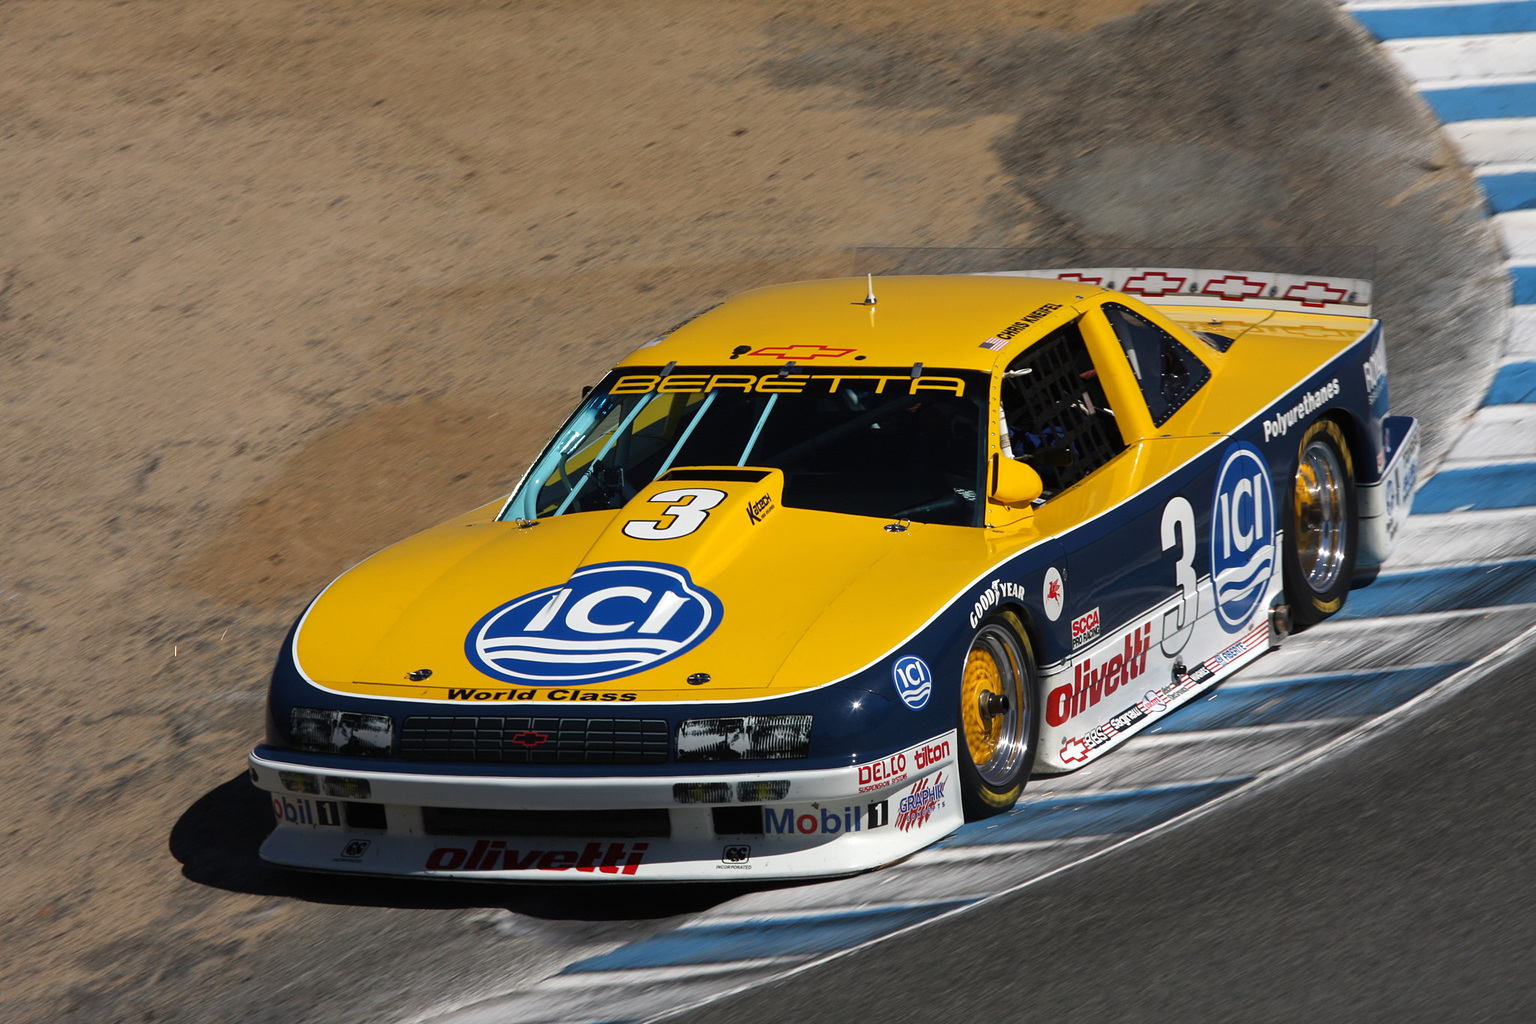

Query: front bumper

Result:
[249,731,960,881]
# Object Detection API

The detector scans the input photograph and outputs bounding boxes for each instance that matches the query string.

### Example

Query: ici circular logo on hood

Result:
[465,562,723,683]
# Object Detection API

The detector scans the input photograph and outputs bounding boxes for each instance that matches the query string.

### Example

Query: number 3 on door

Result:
[1160,496,1198,656]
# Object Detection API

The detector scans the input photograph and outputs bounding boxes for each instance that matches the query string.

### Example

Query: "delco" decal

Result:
[857,735,952,793]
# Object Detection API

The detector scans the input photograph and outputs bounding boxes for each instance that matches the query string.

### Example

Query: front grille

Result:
[422,806,672,838]
[400,716,670,764]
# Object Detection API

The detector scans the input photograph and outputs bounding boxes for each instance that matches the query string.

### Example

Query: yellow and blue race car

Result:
[251,267,1418,881]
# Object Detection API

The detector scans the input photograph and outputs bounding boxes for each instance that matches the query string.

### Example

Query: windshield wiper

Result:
[553,395,655,515]
[737,394,780,465]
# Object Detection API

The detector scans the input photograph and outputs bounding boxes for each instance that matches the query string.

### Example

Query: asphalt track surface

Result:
[676,649,1536,1024]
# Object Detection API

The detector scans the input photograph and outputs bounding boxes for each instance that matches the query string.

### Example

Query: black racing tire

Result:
[957,612,1038,819]
[1283,418,1357,628]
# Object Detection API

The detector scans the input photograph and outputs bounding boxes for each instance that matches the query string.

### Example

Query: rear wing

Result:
[987,267,1373,317]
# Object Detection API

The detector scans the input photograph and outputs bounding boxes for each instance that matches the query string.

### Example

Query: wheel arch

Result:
[985,600,1042,663]
[1321,407,1368,484]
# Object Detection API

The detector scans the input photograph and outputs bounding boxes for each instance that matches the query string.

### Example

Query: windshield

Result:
[502,366,987,526]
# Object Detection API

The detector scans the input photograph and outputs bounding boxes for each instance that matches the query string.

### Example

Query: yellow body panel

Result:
[624,275,1086,374]
[295,495,1019,704]
[1028,436,1230,537]
[294,276,1374,704]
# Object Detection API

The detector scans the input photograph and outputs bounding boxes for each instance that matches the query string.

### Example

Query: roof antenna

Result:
[858,273,877,306]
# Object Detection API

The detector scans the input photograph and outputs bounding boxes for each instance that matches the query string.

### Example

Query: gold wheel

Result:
[1283,419,1357,627]
[959,620,1030,790]
[1293,438,1347,592]
[962,644,1007,768]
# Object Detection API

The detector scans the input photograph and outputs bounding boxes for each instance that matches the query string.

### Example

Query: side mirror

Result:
[992,456,1043,506]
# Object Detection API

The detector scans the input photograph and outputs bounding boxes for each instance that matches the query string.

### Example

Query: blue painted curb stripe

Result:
[1352,2,1536,39]
[1411,461,1536,513]
[561,900,973,973]
[1420,82,1536,123]
[1338,557,1536,618]
[938,779,1248,847]
[1481,171,1536,213]
[1513,265,1536,305]
[1487,361,1536,403]
[1150,664,1469,733]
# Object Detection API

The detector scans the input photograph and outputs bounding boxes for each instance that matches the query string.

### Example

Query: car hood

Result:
[293,472,1024,705]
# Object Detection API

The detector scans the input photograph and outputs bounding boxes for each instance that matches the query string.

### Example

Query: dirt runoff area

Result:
[0,1,1504,1022]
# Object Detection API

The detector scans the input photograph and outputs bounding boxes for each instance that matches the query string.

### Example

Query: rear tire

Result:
[957,613,1038,819]
[1283,419,1357,628]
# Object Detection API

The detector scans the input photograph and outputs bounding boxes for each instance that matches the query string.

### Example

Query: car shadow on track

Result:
[170,773,791,920]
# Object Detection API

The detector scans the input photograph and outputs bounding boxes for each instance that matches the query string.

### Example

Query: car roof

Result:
[616,274,1098,373]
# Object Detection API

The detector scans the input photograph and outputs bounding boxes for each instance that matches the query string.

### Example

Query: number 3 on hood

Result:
[622,488,727,540]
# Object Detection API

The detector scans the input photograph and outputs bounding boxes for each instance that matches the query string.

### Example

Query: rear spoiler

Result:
[986,267,1373,317]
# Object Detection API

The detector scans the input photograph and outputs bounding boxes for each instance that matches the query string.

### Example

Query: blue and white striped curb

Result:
[417,7,1536,1022]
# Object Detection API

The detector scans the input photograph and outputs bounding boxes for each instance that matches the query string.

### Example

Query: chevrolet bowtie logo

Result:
[1121,271,1187,296]
[1284,281,1347,307]
[749,344,856,360]
[1201,275,1266,301]
[510,731,550,747]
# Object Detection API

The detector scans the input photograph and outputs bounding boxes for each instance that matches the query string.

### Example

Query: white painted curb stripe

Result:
[1385,32,1536,84]
[1447,117,1536,164]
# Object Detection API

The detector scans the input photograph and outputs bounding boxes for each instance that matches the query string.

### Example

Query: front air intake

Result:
[422,806,672,838]
[400,716,670,764]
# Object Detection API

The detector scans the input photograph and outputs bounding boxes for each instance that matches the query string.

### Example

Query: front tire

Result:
[1283,419,1357,627]
[957,613,1038,819]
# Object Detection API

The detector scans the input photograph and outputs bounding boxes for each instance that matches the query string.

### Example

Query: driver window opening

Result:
[999,319,1126,497]
[1100,302,1211,427]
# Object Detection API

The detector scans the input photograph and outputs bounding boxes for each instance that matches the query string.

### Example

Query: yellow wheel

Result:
[961,644,1007,769]
[958,615,1036,818]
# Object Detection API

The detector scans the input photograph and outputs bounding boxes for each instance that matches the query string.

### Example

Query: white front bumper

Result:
[249,733,960,882]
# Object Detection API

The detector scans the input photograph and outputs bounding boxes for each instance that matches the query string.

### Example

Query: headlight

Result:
[675,715,811,761]
[290,707,394,757]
